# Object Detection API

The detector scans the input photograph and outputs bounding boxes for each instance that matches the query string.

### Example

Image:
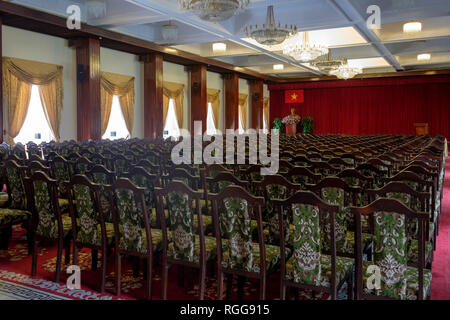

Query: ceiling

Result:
[8,0,450,79]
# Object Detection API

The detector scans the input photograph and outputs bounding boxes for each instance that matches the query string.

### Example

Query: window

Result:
[14,85,54,145]
[262,111,268,134]
[206,102,217,135]
[163,98,181,139]
[102,95,130,140]
[238,105,245,134]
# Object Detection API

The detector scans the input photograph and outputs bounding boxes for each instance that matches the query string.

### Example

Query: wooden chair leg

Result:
[146,256,152,300]
[31,238,38,276]
[161,258,168,300]
[217,271,224,300]
[73,245,79,266]
[187,267,194,290]
[259,275,266,300]
[115,253,121,296]
[55,238,63,283]
[199,266,206,300]
[177,265,184,287]
[347,272,354,300]
[92,249,98,271]
[64,237,71,264]
[280,281,286,300]
[100,247,107,293]
[237,276,245,300]
[226,274,233,299]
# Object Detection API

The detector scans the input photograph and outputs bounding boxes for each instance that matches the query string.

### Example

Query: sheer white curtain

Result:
[163,98,181,139]
[102,95,130,140]
[206,102,217,135]
[14,85,54,144]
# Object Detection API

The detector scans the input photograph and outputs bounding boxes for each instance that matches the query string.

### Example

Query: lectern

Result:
[414,123,429,135]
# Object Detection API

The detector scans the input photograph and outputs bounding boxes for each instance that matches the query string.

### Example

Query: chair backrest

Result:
[50,154,71,198]
[286,166,321,187]
[209,185,264,273]
[351,198,428,300]
[66,175,106,247]
[155,181,205,263]
[25,171,63,239]
[107,178,152,254]
[164,168,200,190]
[273,191,339,291]
[4,160,27,210]
[135,159,161,175]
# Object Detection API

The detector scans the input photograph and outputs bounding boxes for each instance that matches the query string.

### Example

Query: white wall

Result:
[163,61,190,131]
[2,25,77,142]
[207,71,224,132]
[100,48,143,138]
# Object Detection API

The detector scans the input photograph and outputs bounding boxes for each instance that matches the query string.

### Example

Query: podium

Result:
[285,123,297,135]
[414,123,429,135]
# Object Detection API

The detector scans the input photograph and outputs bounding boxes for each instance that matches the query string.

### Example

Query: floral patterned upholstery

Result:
[0,192,9,208]
[0,208,31,225]
[285,254,353,287]
[114,188,161,253]
[362,261,432,300]
[91,172,113,223]
[52,160,71,198]
[369,211,409,299]
[407,239,433,266]
[33,180,71,238]
[320,188,349,254]
[263,184,293,245]
[6,167,27,210]
[168,235,217,263]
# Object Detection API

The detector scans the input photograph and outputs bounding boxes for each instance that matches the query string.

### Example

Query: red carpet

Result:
[0,226,326,300]
[431,157,450,299]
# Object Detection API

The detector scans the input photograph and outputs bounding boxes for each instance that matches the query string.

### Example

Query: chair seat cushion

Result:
[118,227,163,253]
[221,241,290,273]
[167,234,217,263]
[285,254,354,287]
[57,198,75,213]
[0,192,9,208]
[407,240,433,267]
[362,261,432,299]
[333,231,373,255]
[0,208,31,226]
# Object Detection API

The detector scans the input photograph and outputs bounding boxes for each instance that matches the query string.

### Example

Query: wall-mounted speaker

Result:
[193,82,199,94]
[253,93,260,102]
[77,64,85,82]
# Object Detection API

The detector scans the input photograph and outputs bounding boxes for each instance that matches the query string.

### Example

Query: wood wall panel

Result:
[190,65,207,135]
[224,73,239,131]
[249,79,264,130]
[0,17,3,143]
[143,53,164,139]
[74,38,101,141]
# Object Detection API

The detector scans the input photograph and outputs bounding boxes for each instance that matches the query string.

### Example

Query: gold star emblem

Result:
[291,93,298,100]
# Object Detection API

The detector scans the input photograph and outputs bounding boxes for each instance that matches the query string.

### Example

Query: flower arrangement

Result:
[282,114,301,125]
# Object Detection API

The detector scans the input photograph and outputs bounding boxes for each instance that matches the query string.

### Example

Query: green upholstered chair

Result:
[107,178,163,299]
[351,198,431,300]
[155,181,217,300]
[273,191,354,300]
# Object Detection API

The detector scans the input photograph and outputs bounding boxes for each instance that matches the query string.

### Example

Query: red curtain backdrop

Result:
[269,75,450,140]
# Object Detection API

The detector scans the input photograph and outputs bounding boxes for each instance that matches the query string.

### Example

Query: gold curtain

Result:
[207,88,220,129]
[263,97,270,130]
[239,93,248,131]
[163,81,184,128]
[3,57,63,144]
[101,72,135,137]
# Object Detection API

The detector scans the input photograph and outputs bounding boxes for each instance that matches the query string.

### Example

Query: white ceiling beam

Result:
[89,14,170,28]
[124,0,324,75]
[328,0,405,71]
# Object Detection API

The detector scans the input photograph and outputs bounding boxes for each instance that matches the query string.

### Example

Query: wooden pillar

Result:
[71,38,101,141]
[142,53,164,139]
[0,17,3,144]
[190,65,207,135]
[224,73,239,131]
[249,80,264,130]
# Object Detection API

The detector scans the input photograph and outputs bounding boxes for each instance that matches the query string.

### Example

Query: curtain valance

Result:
[163,81,185,128]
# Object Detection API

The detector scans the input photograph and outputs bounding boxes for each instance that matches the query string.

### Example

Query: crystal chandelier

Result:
[179,0,250,22]
[329,63,362,80]
[161,22,179,43]
[310,52,347,73]
[283,31,328,62]
[86,0,107,19]
[244,6,297,46]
